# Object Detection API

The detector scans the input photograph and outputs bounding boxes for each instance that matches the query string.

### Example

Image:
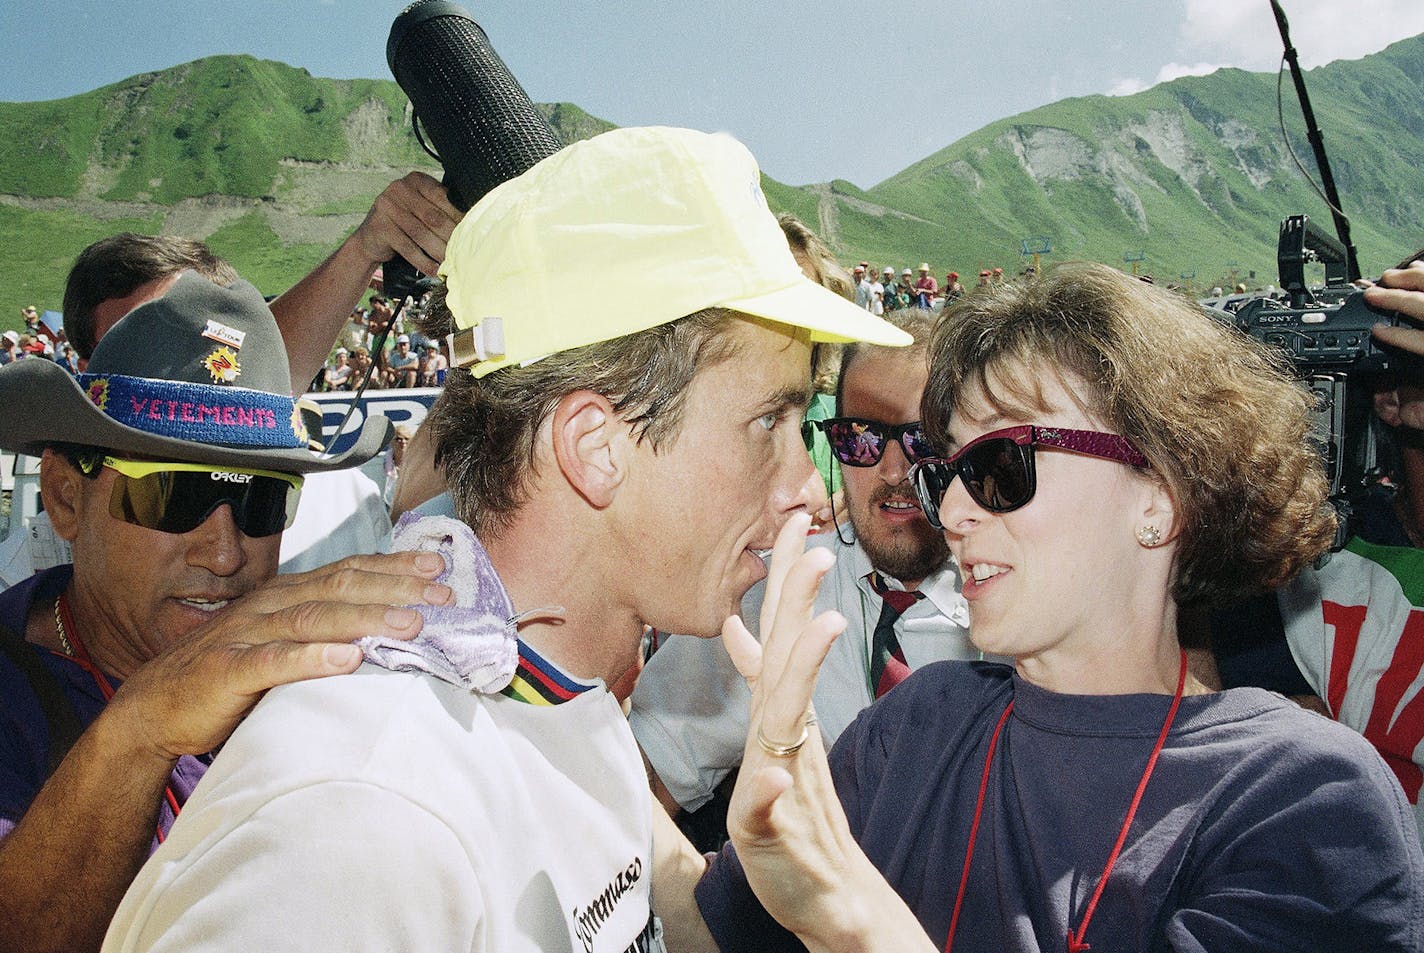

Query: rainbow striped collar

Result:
[500,639,600,706]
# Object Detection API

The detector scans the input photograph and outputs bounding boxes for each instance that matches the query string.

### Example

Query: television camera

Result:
[1215,214,1417,550]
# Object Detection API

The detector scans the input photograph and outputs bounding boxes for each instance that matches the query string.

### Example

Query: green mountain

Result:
[0,55,614,325]
[3,38,1423,327]
[832,33,1424,289]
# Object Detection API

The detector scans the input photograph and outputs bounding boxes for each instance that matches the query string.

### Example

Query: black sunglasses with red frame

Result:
[906,425,1150,529]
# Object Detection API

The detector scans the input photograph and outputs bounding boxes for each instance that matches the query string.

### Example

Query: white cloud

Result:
[1107,61,1225,97]
[1182,0,1424,70]
[1155,61,1227,83]
[1108,77,1148,97]
[1108,1,1421,100]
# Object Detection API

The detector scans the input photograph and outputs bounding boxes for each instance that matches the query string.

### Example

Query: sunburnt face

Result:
[57,275,285,673]
[60,459,281,671]
[618,316,818,637]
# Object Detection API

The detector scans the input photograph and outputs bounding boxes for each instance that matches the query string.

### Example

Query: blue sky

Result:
[2,0,1422,188]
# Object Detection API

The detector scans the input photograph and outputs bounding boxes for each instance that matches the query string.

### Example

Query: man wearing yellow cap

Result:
[103,127,908,952]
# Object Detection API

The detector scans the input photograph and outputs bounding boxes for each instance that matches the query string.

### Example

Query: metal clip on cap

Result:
[446,316,506,368]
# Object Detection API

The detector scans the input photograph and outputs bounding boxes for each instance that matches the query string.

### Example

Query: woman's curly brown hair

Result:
[922,261,1336,608]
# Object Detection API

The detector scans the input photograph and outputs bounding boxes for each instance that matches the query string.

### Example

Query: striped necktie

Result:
[866,571,924,698]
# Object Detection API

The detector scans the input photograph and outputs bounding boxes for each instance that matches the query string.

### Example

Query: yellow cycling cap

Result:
[439,126,911,378]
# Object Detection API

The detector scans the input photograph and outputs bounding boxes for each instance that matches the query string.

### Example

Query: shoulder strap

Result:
[0,623,84,776]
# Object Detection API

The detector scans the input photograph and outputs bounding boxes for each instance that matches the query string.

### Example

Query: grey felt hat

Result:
[0,271,390,473]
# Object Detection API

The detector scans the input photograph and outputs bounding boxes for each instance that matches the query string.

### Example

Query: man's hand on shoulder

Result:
[105,551,454,763]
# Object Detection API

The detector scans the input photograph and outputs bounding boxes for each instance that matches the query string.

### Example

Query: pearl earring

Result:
[1137,525,1163,548]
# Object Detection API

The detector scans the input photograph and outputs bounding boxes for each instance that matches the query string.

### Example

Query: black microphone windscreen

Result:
[387,0,562,213]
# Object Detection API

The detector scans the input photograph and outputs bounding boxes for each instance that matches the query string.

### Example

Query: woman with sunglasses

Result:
[689,262,1424,951]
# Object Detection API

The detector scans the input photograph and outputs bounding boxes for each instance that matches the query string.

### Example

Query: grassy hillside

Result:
[0,55,614,327]
[0,56,431,202]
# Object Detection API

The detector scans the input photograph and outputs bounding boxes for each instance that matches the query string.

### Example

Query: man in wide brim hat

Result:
[0,270,454,953]
[0,272,387,473]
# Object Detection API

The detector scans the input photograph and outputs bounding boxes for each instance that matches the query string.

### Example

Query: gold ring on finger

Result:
[756,723,809,758]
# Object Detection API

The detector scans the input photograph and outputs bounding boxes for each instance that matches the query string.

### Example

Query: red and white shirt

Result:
[1280,537,1424,840]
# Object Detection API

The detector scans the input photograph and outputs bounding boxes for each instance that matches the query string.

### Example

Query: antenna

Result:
[1269,0,1360,281]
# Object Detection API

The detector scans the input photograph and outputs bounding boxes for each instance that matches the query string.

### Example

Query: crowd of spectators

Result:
[314,293,449,391]
[843,259,1249,315]
[0,305,78,374]
[848,261,1024,314]
[9,261,1277,398]
[310,256,1014,395]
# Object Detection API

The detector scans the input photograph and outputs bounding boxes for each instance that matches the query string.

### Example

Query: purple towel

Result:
[358,513,518,694]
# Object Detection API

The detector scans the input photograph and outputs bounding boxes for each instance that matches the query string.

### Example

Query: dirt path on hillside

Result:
[808,183,840,246]
[805,182,939,250]
[0,192,362,247]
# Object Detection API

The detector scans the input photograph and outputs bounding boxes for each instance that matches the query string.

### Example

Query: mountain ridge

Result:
[3,37,1423,323]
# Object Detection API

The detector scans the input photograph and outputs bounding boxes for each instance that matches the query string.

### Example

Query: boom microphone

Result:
[384,0,562,298]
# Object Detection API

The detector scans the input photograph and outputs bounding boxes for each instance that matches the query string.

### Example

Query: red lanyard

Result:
[56,593,184,844]
[943,650,1189,953]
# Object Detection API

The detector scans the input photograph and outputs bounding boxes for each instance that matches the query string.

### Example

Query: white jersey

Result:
[104,657,660,952]
[277,468,390,574]
[630,527,975,811]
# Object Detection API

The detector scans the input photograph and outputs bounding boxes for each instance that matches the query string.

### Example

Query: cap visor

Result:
[720,280,912,347]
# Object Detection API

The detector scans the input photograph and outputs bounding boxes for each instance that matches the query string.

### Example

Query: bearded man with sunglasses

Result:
[0,273,455,953]
[630,308,977,827]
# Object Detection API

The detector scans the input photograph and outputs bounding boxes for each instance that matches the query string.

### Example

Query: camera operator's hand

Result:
[1367,260,1424,353]
[270,171,462,390]
[353,172,462,278]
[1365,262,1424,430]
[1373,383,1424,432]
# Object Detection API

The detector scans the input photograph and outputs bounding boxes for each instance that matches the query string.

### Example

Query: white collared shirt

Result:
[630,527,977,811]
